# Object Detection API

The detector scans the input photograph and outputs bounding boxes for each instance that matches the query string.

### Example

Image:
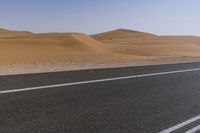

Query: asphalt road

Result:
[1,62,200,133]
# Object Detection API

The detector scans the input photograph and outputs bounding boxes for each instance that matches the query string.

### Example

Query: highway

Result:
[1,62,200,133]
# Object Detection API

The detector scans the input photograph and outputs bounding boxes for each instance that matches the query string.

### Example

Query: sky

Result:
[0,0,200,35]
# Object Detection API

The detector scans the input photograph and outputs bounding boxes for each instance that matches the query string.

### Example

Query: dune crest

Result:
[71,33,105,52]
[92,29,200,57]
[92,28,155,40]
[0,28,32,38]
[1,28,200,66]
[10,32,106,52]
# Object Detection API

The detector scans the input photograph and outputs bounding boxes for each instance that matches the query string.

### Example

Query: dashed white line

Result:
[159,115,200,133]
[1,67,200,95]
[184,125,200,133]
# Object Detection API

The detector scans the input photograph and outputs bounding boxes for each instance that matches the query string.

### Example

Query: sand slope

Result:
[0,29,138,64]
[0,28,32,39]
[19,33,105,52]
[1,28,200,66]
[92,29,155,40]
[92,29,200,57]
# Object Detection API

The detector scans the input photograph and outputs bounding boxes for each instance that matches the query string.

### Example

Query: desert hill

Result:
[1,28,200,66]
[0,29,136,64]
[13,33,105,52]
[0,28,32,39]
[92,29,155,40]
[92,29,200,57]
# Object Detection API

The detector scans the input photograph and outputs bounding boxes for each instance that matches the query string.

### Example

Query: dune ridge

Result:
[92,29,155,40]
[0,28,32,39]
[92,29,200,57]
[0,29,139,65]
[0,28,200,68]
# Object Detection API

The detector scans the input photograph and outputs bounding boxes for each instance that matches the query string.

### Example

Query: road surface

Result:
[1,62,200,133]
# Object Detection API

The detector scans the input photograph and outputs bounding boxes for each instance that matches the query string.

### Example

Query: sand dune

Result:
[0,28,200,69]
[0,29,139,65]
[92,29,200,57]
[16,33,105,51]
[92,29,155,40]
[0,28,32,39]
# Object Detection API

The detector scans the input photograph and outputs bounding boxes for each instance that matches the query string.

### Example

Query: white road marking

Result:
[159,115,200,133]
[1,67,200,95]
[184,125,200,133]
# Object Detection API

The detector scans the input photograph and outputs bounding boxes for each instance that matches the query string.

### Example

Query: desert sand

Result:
[0,28,200,75]
[92,29,200,57]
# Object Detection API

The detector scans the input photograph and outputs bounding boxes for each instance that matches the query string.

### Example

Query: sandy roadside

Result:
[1,29,200,76]
[0,56,200,76]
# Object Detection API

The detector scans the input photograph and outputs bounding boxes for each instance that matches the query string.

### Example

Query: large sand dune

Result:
[0,29,140,65]
[92,29,200,57]
[1,28,200,74]
[15,33,103,51]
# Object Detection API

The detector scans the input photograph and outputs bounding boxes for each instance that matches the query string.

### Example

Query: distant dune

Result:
[18,33,105,52]
[0,29,139,65]
[0,28,200,72]
[92,29,155,40]
[0,28,32,39]
[92,29,200,57]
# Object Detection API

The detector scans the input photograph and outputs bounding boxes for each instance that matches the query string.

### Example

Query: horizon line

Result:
[1,27,200,37]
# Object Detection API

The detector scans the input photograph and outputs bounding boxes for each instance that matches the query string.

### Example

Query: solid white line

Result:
[159,115,200,133]
[184,125,200,133]
[1,67,200,95]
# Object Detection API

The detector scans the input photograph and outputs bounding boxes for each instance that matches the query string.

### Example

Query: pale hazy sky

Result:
[1,0,200,35]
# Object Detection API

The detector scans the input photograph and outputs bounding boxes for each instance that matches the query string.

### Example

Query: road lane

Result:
[1,62,200,133]
[1,62,200,91]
